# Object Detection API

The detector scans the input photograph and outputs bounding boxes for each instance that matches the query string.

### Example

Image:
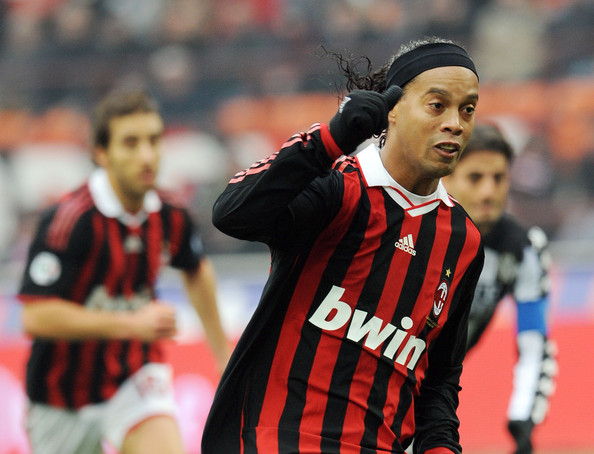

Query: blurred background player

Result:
[18,90,231,454]
[442,123,557,454]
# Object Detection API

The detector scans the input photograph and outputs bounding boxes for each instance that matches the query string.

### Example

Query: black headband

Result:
[386,42,478,89]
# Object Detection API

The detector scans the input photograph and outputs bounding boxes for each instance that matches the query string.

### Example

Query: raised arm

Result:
[212,88,402,245]
[212,124,341,244]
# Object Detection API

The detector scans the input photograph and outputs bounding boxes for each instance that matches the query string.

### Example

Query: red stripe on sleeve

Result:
[319,123,344,161]
[229,154,279,184]
[47,189,92,251]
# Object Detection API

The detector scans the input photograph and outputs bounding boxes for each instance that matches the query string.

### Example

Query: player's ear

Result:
[388,108,397,123]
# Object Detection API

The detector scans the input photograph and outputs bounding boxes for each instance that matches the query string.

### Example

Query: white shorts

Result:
[27,363,178,454]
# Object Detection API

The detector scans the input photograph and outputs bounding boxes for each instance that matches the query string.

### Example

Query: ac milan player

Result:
[18,90,230,454]
[442,123,557,454]
[203,37,484,454]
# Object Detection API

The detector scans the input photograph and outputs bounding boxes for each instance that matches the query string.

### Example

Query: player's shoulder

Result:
[488,214,548,253]
[449,197,479,227]
[155,188,195,227]
[493,213,525,240]
[444,198,483,248]
[41,184,95,223]
[40,184,96,250]
[448,196,467,215]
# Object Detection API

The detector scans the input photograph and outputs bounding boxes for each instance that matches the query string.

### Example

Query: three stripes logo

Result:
[395,234,416,256]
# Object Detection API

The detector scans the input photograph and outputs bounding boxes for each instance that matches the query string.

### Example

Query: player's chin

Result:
[436,161,459,179]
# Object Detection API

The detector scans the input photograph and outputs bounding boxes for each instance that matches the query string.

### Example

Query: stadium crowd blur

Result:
[0,0,593,261]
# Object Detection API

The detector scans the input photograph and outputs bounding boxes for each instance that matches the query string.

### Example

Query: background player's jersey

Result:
[467,215,549,347]
[18,169,203,409]
[203,124,484,454]
[466,215,556,425]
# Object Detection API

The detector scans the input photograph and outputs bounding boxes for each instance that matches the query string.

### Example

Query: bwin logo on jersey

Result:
[309,285,426,370]
[396,234,416,256]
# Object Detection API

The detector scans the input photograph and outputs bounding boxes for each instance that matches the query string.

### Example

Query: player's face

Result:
[442,150,510,232]
[383,66,479,195]
[95,112,164,210]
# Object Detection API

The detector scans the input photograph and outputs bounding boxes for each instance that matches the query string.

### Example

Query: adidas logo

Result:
[395,234,416,256]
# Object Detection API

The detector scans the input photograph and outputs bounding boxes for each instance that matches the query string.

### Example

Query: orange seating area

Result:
[0,79,592,164]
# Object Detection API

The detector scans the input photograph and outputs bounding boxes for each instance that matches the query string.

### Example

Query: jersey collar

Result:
[88,168,161,226]
[355,144,453,216]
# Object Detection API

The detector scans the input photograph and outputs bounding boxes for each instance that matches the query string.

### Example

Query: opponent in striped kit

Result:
[203,38,483,454]
[19,91,230,454]
[443,124,557,454]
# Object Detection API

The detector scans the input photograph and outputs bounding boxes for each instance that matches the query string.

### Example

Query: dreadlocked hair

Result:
[323,48,390,94]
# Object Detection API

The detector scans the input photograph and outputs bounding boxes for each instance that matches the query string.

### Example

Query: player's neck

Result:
[107,175,145,214]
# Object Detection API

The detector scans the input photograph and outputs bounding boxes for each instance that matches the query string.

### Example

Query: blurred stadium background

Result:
[0,0,593,453]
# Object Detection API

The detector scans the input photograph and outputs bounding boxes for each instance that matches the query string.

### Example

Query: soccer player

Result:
[18,90,231,454]
[202,37,484,454]
[442,123,557,454]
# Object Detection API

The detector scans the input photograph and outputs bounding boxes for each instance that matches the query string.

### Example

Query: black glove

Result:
[329,85,402,154]
[508,419,535,454]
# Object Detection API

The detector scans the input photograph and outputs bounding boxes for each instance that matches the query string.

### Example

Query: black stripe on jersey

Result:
[363,202,439,448]
[277,177,371,449]
[90,342,106,403]
[242,429,257,453]
[61,343,81,408]
[118,341,131,385]
[142,341,150,365]
[320,191,406,452]
[26,341,54,403]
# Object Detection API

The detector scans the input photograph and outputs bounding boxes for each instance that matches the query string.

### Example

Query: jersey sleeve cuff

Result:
[320,123,344,162]
[18,294,58,303]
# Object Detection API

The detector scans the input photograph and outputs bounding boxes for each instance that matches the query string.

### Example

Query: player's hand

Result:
[508,419,534,454]
[329,85,402,154]
[131,302,178,341]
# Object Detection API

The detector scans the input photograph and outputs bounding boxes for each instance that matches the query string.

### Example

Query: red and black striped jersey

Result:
[18,169,203,409]
[203,124,484,454]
